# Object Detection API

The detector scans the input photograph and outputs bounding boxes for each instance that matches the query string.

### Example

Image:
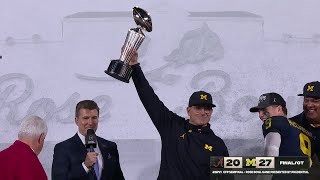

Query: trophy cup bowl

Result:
[105,7,152,83]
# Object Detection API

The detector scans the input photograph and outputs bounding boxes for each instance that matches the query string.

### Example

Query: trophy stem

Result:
[120,29,145,63]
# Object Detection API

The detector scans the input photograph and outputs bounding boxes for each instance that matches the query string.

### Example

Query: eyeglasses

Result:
[192,106,213,113]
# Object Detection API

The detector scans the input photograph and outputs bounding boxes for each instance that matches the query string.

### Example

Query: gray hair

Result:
[18,116,48,139]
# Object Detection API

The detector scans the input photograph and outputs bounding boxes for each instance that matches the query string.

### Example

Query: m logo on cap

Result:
[200,94,207,100]
[307,85,314,92]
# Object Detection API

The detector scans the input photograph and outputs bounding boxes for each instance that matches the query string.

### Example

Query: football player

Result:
[250,92,312,180]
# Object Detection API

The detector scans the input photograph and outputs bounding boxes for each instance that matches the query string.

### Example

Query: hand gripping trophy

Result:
[105,7,152,83]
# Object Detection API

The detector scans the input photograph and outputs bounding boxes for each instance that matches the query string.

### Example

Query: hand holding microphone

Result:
[84,129,98,169]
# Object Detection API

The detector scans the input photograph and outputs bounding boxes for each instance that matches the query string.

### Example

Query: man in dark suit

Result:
[51,100,125,180]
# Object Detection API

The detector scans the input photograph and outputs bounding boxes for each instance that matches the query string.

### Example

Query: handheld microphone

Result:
[85,129,98,177]
[85,129,97,152]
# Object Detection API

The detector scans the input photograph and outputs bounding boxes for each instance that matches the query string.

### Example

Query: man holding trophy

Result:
[105,7,233,180]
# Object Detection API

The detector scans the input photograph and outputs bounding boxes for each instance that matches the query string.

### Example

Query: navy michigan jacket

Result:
[131,64,232,180]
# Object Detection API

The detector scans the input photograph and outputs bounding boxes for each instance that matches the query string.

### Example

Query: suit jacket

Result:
[51,134,125,180]
[0,140,47,180]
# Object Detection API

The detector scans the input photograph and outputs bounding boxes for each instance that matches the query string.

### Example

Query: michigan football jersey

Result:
[262,116,313,157]
[291,112,320,159]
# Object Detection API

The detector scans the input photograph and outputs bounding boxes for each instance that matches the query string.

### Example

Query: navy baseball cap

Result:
[250,92,286,112]
[298,81,320,98]
[188,91,216,107]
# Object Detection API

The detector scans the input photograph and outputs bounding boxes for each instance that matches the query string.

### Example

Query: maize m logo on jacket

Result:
[204,144,212,151]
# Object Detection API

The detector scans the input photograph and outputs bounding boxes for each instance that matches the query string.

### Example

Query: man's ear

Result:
[38,133,45,144]
[186,107,191,115]
[277,106,283,113]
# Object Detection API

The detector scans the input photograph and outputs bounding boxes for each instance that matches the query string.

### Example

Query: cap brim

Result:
[298,93,320,99]
[249,107,259,112]
[249,105,266,112]
[189,103,216,108]
[203,103,216,108]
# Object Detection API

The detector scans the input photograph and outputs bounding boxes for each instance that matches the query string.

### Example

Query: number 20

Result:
[226,159,240,167]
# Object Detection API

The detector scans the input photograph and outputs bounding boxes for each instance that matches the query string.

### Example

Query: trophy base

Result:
[105,60,132,83]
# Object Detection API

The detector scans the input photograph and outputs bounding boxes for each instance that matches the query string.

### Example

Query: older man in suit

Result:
[51,100,125,180]
[0,115,48,180]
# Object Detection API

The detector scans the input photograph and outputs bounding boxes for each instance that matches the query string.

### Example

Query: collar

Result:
[185,120,212,133]
[77,131,86,145]
[310,123,320,128]
[15,140,37,156]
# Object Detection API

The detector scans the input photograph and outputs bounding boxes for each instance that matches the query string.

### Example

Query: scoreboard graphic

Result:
[210,156,310,175]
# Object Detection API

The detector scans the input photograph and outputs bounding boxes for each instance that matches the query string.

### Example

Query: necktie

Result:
[94,160,100,180]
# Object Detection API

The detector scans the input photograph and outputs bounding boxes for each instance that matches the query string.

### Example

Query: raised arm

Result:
[130,52,183,136]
